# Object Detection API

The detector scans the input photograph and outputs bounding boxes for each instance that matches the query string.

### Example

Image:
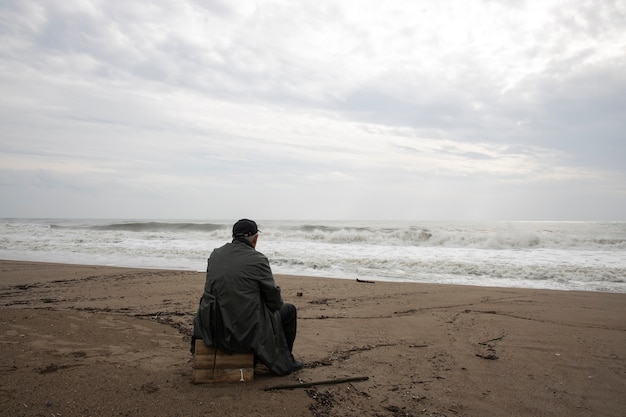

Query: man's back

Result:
[205,241,282,313]
[202,241,283,350]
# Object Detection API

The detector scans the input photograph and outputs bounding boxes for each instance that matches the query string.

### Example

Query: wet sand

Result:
[1,259,625,416]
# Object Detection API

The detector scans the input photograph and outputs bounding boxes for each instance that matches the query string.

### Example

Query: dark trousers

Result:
[279,303,297,353]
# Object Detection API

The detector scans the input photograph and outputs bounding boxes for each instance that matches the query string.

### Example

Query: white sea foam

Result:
[1,219,624,293]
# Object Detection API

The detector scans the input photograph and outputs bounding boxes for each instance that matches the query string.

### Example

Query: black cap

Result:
[232,219,260,237]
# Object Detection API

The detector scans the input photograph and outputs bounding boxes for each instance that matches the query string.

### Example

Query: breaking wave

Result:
[86,222,224,233]
[2,219,625,293]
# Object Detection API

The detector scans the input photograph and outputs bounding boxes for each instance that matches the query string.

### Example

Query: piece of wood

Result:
[192,340,255,384]
[264,376,369,391]
[193,367,255,384]
[193,339,226,355]
[194,354,254,369]
[478,333,507,345]
[194,340,254,361]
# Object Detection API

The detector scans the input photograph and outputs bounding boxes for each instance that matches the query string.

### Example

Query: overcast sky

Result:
[1,0,624,221]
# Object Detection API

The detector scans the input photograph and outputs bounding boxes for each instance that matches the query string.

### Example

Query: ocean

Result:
[1,219,624,293]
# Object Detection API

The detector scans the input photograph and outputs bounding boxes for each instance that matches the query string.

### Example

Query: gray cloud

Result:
[0,0,624,220]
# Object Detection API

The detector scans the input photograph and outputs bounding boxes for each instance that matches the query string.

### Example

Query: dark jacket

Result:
[192,240,296,375]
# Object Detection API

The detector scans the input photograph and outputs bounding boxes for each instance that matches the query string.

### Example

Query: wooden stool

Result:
[192,340,255,384]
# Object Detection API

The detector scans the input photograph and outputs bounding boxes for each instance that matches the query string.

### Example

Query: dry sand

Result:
[0,259,624,417]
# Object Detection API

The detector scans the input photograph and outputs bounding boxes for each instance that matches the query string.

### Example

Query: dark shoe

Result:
[292,360,304,372]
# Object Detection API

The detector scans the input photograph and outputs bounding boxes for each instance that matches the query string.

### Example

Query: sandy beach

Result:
[1,259,624,416]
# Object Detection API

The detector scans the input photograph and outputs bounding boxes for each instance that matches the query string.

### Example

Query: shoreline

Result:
[1,259,625,416]
[1,257,621,294]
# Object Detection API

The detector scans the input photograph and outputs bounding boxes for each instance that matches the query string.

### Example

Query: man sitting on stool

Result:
[192,219,303,375]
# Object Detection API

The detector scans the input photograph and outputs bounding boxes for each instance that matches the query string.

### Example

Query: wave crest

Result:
[53,222,225,233]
